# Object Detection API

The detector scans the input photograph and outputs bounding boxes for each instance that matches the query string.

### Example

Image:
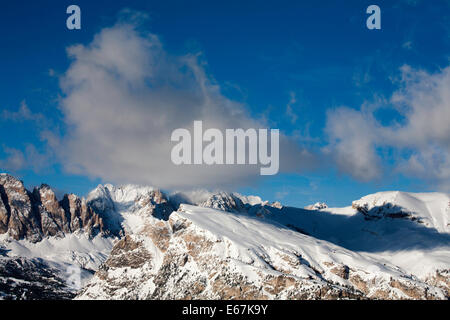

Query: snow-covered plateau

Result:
[0,173,449,300]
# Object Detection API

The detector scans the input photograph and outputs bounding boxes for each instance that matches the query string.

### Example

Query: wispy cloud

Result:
[285,92,299,123]
[325,65,450,190]
[0,144,52,174]
[402,40,413,50]
[0,100,55,173]
[1,101,44,123]
[0,146,26,172]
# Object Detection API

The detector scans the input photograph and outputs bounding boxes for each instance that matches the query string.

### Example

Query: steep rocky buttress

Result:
[0,174,106,242]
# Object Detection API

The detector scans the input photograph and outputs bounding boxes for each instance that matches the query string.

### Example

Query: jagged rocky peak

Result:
[88,184,158,203]
[269,201,283,209]
[134,188,174,220]
[33,183,105,238]
[0,173,106,242]
[33,184,71,237]
[0,173,27,195]
[196,191,283,216]
[87,183,174,222]
[86,184,116,214]
[199,192,248,213]
[0,192,8,233]
[236,193,283,210]
[305,202,328,210]
[0,174,42,242]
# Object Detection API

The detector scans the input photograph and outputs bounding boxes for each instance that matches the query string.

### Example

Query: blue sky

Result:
[1,0,449,207]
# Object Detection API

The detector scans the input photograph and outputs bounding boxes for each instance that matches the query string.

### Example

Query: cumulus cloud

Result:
[54,20,316,189]
[325,65,450,190]
[324,106,382,181]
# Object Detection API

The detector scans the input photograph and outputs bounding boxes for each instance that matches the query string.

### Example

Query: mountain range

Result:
[0,173,448,300]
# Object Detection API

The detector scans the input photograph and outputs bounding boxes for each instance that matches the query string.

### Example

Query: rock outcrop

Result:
[0,174,42,242]
[198,192,247,213]
[0,174,105,242]
[0,256,77,300]
[305,202,328,210]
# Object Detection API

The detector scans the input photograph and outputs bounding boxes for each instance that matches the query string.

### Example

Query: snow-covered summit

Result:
[87,183,173,234]
[351,191,449,232]
[88,184,155,204]
[305,202,328,210]
[198,191,248,213]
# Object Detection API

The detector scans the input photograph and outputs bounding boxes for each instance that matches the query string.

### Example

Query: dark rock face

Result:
[351,201,413,221]
[0,174,42,242]
[199,192,282,219]
[0,256,76,300]
[61,193,104,236]
[0,192,9,234]
[141,190,174,221]
[35,186,105,238]
[33,184,71,237]
[0,174,105,242]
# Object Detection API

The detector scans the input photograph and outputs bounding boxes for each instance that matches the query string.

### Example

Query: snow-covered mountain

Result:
[78,189,450,300]
[0,174,449,300]
[0,174,115,298]
[351,191,449,232]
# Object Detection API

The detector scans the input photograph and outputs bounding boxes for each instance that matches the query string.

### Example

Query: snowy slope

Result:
[249,191,450,278]
[0,233,113,271]
[351,191,449,232]
[77,190,450,300]
[1,175,449,300]
[0,233,114,293]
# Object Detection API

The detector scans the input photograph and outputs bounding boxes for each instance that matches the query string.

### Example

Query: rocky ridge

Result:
[0,174,106,242]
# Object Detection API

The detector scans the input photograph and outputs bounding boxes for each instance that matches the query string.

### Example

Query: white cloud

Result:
[324,106,382,181]
[54,20,316,189]
[325,65,450,190]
